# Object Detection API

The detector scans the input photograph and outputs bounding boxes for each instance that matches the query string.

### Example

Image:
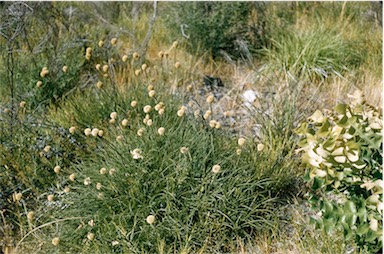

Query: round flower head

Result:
[122,55,128,62]
[14,192,22,202]
[100,168,107,175]
[96,81,103,89]
[84,128,92,136]
[54,165,61,174]
[36,81,43,88]
[137,128,145,136]
[69,126,76,134]
[177,109,185,117]
[84,177,91,186]
[112,240,119,246]
[148,90,156,98]
[131,148,143,160]
[172,41,178,48]
[236,148,242,155]
[86,47,92,54]
[109,168,116,176]
[158,51,164,58]
[134,69,141,76]
[180,105,187,111]
[62,66,68,73]
[103,73,108,78]
[147,85,154,91]
[87,232,95,241]
[215,121,222,129]
[109,118,116,124]
[102,65,109,73]
[141,63,148,71]
[146,215,155,224]
[223,111,231,117]
[91,128,99,137]
[157,127,165,135]
[154,104,161,111]
[143,105,152,114]
[206,95,214,104]
[121,119,129,127]
[257,143,265,152]
[180,147,189,154]
[238,138,246,146]
[110,112,117,119]
[64,186,70,193]
[146,119,153,127]
[19,101,26,108]
[27,211,34,221]
[40,67,49,78]
[47,194,54,202]
[69,173,76,181]
[97,192,104,199]
[116,135,124,142]
[131,101,137,107]
[85,53,91,61]
[187,85,193,92]
[98,40,104,47]
[97,130,104,137]
[96,183,102,190]
[111,38,118,45]
[158,108,165,115]
[212,164,221,174]
[95,64,101,71]
[52,237,60,246]
[203,110,212,120]
[194,110,200,119]
[132,52,140,59]
[44,145,51,153]
[209,120,216,128]
[174,62,181,69]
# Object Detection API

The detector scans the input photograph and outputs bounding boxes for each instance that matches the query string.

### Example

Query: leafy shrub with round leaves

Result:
[296,90,383,253]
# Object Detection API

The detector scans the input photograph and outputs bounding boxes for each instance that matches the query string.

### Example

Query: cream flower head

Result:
[87,232,95,241]
[96,81,103,89]
[157,127,165,135]
[158,108,165,115]
[137,128,145,136]
[174,62,181,69]
[100,168,107,175]
[27,211,34,221]
[148,90,156,98]
[91,128,99,137]
[180,147,189,154]
[132,52,140,60]
[47,194,54,202]
[238,138,246,146]
[19,101,26,108]
[257,143,265,152]
[69,126,76,134]
[98,40,104,47]
[143,105,152,114]
[177,109,185,117]
[84,177,91,186]
[131,148,143,159]
[54,165,61,174]
[84,128,92,136]
[102,65,109,73]
[43,145,51,153]
[36,81,43,88]
[110,112,117,119]
[96,64,101,71]
[122,55,128,62]
[52,237,60,246]
[111,38,118,45]
[121,119,129,127]
[206,95,214,104]
[69,173,76,181]
[212,164,221,174]
[62,66,68,73]
[141,63,148,71]
[116,135,124,142]
[146,215,155,224]
[131,101,137,107]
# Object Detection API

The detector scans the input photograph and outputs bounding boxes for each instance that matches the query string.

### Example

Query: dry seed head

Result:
[96,81,103,89]
[134,69,141,76]
[52,237,60,246]
[36,81,43,88]
[62,66,68,73]
[206,95,214,104]
[122,55,128,62]
[54,165,61,174]
[98,40,104,47]
[158,127,165,135]
[174,62,181,69]
[238,138,246,146]
[172,41,178,48]
[69,126,76,134]
[133,52,140,59]
[69,173,76,181]
[110,112,117,119]
[27,211,34,221]
[95,64,101,71]
[121,119,129,127]
[141,63,148,71]
[91,128,99,137]
[102,65,109,73]
[158,51,164,58]
[19,101,26,108]
[47,194,54,202]
[180,147,189,154]
[147,85,154,91]
[111,38,118,45]
[109,168,116,175]
[148,90,156,98]
[84,177,91,185]
[14,192,22,202]
[212,164,221,174]
[44,145,51,153]
[100,168,107,175]
[146,215,155,224]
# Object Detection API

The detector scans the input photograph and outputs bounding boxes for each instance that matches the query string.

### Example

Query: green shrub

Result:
[296,90,383,253]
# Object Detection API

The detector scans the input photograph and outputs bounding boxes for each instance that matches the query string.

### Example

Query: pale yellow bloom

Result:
[98,130,104,137]
[137,128,145,136]
[109,118,116,124]
[85,53,91,61]
[27,211,34,221]
[187,85,193,92]
[141,64,148,71]
[62,66,68,73]
[87,232,95,241]
[132,52,140,59]
[40,67,49,78]
[158,51,164,58]
[84,177,91,186]
[84,128,92,136]
[146,119,153,127]
[97,192,104,199]
[194,110,200,119]
[116,135,124,142]
[180,147,189,154]
[69,126,76,134]
[100,168,107,175]
[148,90,156,98]
[209,120,216,128]
[111,38,118,45]
[212,164,221,174]
[143,105,152,113]
[146,215,155,224]
[19,101,26,108]
[206,95,214,104]
[69,173,76,181]
[86,47,92,54]
[47,194,54,202]
[135,69,141,76]
[54,165,61,174]
[36,81,43,88]
[110,112,118,119]
[131,148,143,159]
[64,186,70,193]
[131,101,137,107]
[203,110,212,120]
[98,40,104,47]
[44,145,51,153]
[158,127,165,135]
[174,62,181,69]
[257,143,265,152]
[215,121,222,129]
[121,119,129,127]
[158,108,165,115]
[102,65,109,73]
[96,81,103,89]
[122,55,128,62]
[177,109,185,117]
[238,138,246,146]
[109,168,116,176]
[236,148,242,155]
[172,41,178,48]
[96,183,102,190]
[14,192,22,202]
[369,218,379,231]
[91,128,99,137]
[223,111,231,117]
[52,237,60,246]
[95,64,101,71]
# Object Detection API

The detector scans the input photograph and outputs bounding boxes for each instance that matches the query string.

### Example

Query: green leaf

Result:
[337,115,350,128]
[345,201,357,214]
[323,217,335,234]
[356,223,370,236]
[335,103,347,115]
[312,177,325,190]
